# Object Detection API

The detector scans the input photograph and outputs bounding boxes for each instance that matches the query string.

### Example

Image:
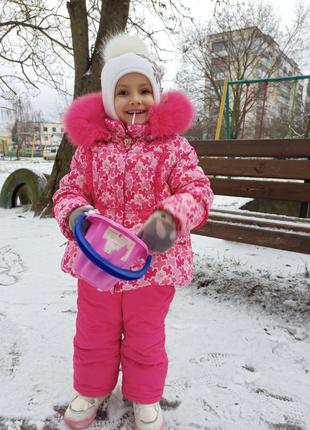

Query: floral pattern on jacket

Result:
[53,91,214,291]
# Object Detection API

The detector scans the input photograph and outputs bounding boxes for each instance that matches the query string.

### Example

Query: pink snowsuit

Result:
[53,90,213,402]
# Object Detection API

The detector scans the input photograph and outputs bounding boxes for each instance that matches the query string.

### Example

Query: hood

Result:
[64,90,195,147]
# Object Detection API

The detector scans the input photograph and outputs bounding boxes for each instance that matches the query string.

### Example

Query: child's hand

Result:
[138,210,177,252]
[69,205,95,233]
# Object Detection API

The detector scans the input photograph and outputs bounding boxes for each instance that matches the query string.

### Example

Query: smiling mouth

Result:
[126,110,146,115]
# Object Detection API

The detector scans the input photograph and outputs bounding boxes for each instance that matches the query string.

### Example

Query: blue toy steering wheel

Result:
[74,214,152,281]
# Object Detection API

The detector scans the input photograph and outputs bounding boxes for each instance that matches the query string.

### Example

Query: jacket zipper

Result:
[124,128,132,146]
[122,129,133,225]
[111,130,132,293]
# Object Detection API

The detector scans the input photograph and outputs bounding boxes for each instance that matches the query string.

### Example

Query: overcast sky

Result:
[27,0,310,122]
[189,0,310,25]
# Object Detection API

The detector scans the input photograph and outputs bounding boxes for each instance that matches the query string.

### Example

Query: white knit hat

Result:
[101,34,162,119]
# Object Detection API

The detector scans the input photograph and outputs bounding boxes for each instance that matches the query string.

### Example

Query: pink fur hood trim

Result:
[64,90,195,147]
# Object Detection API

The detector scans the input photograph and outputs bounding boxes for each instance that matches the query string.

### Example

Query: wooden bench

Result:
[191,138,310,254]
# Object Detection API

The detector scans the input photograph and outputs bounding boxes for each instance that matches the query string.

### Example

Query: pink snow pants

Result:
[73,280,175,404]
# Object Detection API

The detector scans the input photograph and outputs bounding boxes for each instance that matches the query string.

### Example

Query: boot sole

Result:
[64,395,109,429]
[134,425,165,430]
[64,410,97,429]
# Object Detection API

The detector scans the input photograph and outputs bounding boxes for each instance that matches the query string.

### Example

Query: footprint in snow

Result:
[0,245,26,286]
[189,352,242,368]
[0,314,23,378]
[254,388,307,429]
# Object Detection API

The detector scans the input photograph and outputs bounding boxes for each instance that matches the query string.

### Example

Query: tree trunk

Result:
[37,133,75,217]
[36,0,130,217]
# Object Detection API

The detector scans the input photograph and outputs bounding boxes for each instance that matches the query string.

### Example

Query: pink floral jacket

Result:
[53,91,213,291]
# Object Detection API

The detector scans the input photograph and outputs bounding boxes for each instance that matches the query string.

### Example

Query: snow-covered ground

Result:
[0,158,310,430]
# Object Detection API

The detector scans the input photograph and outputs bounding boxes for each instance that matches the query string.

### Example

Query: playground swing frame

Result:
[240,83,250,140]
[215,74,310,140]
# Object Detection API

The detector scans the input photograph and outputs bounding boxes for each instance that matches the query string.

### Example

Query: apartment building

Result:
[0,124,13,156]
[10,120,63,157]
[13,120,63,146]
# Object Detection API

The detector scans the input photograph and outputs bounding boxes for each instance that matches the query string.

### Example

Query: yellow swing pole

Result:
[31,134,35,158]
[215,78,229,140]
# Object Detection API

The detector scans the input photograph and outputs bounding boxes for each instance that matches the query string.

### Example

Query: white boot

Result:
[64,394,108,428]
[133,402,164,430]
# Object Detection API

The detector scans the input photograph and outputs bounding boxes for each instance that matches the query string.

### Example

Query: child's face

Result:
[114,73,155,124]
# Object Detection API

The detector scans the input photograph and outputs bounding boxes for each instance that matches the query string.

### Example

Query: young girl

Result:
[53,33,213,430]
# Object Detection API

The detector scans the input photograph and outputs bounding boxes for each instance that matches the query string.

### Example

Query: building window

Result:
[44,136,48,141]
[215,70,225,79]
[52,127,56,132]
[212,41,225,53]
[61,127,64,132]
[43,127,48,132]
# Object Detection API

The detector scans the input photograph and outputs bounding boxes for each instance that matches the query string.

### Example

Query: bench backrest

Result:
[190,138,310,204]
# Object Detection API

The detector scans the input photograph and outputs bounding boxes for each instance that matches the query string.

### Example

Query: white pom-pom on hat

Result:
[101,33,162,120]
[102,33,151,61]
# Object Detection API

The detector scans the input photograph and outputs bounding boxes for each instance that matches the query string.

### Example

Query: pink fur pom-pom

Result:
[64,93,109,147]
[149,91,195,136]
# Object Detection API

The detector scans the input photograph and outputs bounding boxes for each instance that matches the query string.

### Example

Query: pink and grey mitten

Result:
[138,210,177,253]
[68,205,94,233]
